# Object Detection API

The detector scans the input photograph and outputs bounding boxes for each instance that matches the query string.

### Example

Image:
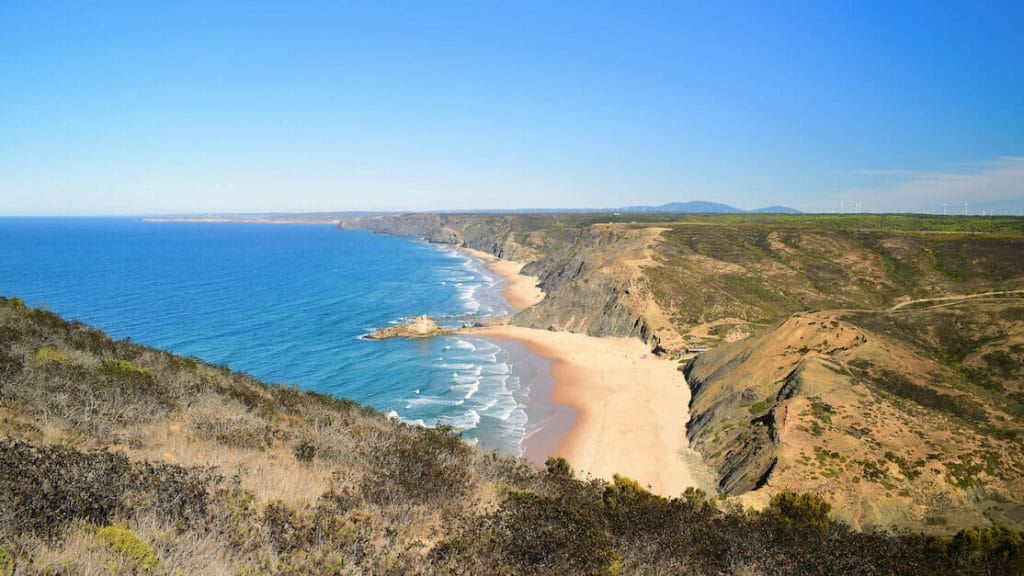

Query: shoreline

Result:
[458,245,708,496]
[457,247,544,311]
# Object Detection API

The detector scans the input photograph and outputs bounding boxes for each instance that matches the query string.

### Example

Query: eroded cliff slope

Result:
[685,297,1024,531]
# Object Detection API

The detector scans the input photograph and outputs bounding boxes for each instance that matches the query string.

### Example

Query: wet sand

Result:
[458,247,544,311]
[460,246,707,496]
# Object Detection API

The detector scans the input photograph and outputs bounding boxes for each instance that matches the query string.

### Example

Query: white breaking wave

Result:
[406,396,463,409]
[386,410,427,428]
[438,409,481,431]
[452,339,476,352]
[451,378,480,400]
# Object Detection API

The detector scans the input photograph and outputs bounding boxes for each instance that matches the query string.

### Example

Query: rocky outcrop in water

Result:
[366,315,450,339]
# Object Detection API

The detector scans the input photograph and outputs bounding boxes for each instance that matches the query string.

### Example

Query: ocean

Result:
[0,218,548,454]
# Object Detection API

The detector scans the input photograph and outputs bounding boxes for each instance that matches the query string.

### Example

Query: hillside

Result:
[685,297,1024,532]
[3,298,1023,574]
[645,218,1024,349]
[339,212,1024,533]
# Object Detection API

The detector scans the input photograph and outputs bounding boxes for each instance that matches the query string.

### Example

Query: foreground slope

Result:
[3,298,1022,574]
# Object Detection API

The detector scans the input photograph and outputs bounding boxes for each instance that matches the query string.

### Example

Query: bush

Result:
[0,546,12,576]
[0,438,219,538]
[545,456,572,478]
[764,490,832,531]
[2,297,27,310]
[294,440,317,463]
[263,500,312,554]
[435,488,618,574]
[33,346,69,366]
[100,358,161,398]
[602,474,652,512]
[949,524,1024,575]
[95,524,159,570]
[361,425,473,505]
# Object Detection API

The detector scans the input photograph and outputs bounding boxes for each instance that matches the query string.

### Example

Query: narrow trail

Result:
[889,289,1024,311]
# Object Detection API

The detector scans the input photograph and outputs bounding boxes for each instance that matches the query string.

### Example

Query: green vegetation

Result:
[95,524,159,570]
[0,547,11,576]
[764,490,832,531]
[293,439,316,462]
[545,456,573,478]
[582,213,1024,234]
[747,399,770,415]
[32,346,68,366]
[885,451,924,481]
[647,217,1023,330]
[3,297,1024,572]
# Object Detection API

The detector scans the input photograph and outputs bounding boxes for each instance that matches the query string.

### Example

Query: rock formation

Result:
[366,315,449,339]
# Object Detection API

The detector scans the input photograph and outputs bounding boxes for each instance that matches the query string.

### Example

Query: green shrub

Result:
[0,546,12,576]
[435,488,617,574]
[100,358,158,395]
[95,524,159,570]
[263,500,311,554]
[949,524,1024,575]
[602,474,653,511]
[3,297,28,310]
[361,425,472,505]
[545,456,573,478]
[765,490,832,531]
[33,346,69,366]
[101,358,139,375]
[747,399,769,415]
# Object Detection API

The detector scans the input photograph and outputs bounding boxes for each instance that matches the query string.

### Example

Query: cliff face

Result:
[339,214,669,347]
[338,213,543,262]
[684,299,1024,532]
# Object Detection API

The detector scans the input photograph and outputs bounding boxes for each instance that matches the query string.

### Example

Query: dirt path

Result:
[890,289,1024,311]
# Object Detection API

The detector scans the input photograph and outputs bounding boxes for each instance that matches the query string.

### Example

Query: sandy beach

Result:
[461,246,708,497]
[459,247,544,310]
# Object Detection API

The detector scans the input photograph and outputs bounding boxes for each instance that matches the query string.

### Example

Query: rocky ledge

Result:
[366,315,451,340]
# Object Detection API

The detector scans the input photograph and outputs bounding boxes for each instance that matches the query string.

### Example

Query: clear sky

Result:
[2,1,1022,215]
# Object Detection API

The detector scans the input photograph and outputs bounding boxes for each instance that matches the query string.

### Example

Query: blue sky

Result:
[2,1,1022,214]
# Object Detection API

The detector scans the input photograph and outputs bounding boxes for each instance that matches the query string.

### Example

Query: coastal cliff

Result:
[684,300,1024,532]
[340,214,668,349]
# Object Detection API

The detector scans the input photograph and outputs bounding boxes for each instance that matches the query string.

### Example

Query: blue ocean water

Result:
[0,218,533,453]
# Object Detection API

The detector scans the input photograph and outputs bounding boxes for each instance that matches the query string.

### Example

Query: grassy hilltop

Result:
[2,297,1024,574]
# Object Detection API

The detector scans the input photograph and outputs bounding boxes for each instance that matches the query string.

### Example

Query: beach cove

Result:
[460,246,710,496]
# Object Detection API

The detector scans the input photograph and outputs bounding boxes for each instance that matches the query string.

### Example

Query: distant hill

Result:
[618,201,798,214]
[750,205,800,214]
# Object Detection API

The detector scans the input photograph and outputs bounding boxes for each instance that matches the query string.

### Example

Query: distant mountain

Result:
[749,205,800,214]
[618,201,798,214]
